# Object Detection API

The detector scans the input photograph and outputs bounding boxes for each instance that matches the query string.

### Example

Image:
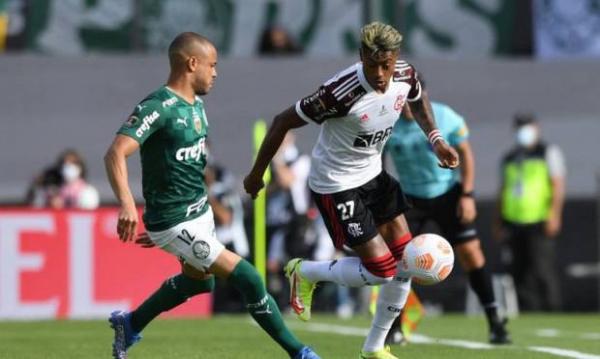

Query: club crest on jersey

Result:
[192,240,211,260]
[194,118,202,133]
[192,108,202,133]
[394,94,405,111]
[347,223,363,238]
[359,113,370,122]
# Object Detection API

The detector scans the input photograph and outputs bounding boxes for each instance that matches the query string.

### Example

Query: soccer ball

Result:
[400,233,454,285]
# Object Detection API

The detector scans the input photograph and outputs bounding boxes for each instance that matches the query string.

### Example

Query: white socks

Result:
[300,257,392,287]
[362,273,412,352]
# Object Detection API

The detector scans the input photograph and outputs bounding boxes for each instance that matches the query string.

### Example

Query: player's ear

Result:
[187,56,198,72]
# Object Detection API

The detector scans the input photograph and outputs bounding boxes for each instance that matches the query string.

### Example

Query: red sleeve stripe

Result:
[362,253,397,278]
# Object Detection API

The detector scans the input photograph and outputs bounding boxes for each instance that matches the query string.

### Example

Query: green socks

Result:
[228,259,304,357]
[128,260,304,358]
[130,273,214,332]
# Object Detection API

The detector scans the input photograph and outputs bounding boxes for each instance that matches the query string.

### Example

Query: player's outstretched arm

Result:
[104,134,140,242]
[411,91,460,169]
[244,106,306,199]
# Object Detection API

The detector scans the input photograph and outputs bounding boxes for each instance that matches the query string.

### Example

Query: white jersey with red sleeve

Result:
[295,60,422,194]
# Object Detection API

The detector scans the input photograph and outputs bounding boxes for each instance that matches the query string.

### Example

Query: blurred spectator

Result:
[494,114,566,311]
[0,0,7,51]
[205,160,249,258]
[205,158,251,312]
[258,25,303,56]
[26,149,99,209]
[266,132,313,306]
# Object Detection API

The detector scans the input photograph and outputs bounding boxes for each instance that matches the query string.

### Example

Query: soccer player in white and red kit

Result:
[244,22,459,359]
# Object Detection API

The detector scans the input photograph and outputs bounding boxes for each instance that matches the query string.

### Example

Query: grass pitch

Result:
[1,313,599,358]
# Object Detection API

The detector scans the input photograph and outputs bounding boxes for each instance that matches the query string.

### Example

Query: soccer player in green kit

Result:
[104,32,320,359]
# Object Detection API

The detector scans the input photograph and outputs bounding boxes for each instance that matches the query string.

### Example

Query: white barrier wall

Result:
[0,55,599,201]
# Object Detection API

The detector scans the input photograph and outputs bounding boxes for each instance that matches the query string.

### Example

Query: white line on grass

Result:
[288,322,600,359]
[535,329,600,342]
[581,333,600,341]
[288,322,495,350]
[536,328,562,337]
[530,347,600,359]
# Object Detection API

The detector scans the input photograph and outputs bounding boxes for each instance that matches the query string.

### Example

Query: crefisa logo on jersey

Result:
[135,111,160,137]
[176,137,207,162]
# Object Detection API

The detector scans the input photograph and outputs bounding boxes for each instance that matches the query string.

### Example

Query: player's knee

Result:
[456,242,485,270]
[361,253,397,285]
[181,261,212,280]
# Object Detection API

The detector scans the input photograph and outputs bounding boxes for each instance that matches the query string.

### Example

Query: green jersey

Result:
[118,86,210,231]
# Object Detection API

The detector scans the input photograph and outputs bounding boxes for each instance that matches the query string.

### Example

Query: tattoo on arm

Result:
[410,91,437,135]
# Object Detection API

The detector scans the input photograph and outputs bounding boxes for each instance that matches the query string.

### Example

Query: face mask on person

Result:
[515,125,538,147]
[62,163,82,182]
[282,145,299,163]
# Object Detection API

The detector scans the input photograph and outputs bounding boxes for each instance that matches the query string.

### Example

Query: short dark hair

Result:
[168,32,212,67]
[513,113,536,127]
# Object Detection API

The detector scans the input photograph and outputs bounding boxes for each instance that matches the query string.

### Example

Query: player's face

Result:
[190,45,218,95]
[360,48,398,93]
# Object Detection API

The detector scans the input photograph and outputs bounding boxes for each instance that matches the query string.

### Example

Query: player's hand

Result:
[243,172,265,199]
[491,221,506,242]
[135,232,156,248]
[545,214,561,238]
[117,202,138,242]
[457,196,477,224]
[433,141,460,169]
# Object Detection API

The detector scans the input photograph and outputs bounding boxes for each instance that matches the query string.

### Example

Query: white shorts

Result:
[147,207,225,271]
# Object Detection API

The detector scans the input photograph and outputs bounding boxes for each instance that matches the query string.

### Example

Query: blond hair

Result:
[360,22,403,54]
